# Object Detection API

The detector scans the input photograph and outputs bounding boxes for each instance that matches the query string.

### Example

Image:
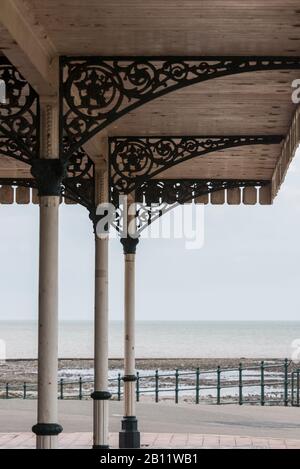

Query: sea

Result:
[0,320,300,359]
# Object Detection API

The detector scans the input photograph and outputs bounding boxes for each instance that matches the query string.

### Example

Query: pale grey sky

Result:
[1,148,300,322]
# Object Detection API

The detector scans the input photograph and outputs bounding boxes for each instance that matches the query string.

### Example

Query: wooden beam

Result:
[271,106,300,201]
[0,0,58,94]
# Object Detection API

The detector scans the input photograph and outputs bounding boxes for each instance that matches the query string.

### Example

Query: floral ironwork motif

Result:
[110,135,283,193]
[61,56,300,157]
[0,58,39,163]
[111,178,269,234]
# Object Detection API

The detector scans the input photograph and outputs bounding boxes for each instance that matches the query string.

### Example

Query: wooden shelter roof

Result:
[0,1,300,205]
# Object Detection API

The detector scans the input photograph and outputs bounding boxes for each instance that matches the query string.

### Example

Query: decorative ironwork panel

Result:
[111,179,269,234]
[0,58,39,163]
[110,135,283,193]
[60,55,300,157]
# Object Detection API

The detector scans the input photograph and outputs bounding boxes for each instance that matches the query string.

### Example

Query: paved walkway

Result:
[1,432,300,449]
[1,400,300,440]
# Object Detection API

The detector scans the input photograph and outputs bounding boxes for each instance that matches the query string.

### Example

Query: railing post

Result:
[297,370,300,407]
[23,383,27,400]
[155,370,159,403]
[291,372,295,406]
[239,363,243,405]
[260,361,265,406]
[6,383,8,399]
[195,368,200,404]
[284,358,289,406]
[79,377,83,400]
[136,372,140,402]
[117,373,121,401]
[217,366,221,405]
[175,369,179,404]
[60,378,64,400]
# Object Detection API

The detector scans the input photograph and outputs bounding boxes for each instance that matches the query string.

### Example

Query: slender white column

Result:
[32,97,63,449]
[92,160,111,449]
[124,253,136,418]
[35,196,61,449]
[119,195,140,449]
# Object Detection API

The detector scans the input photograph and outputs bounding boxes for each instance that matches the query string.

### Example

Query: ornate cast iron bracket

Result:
[0,57,40,164]
[60,56,300,158]
[111,179,269,234]
[109,135,284,193]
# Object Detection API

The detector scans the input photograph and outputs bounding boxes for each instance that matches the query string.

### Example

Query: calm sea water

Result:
[1,321,300,359]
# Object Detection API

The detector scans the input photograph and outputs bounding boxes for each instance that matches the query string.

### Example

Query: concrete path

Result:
[0,400,300,447]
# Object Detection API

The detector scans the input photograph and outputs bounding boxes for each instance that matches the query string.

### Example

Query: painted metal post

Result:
[217,366,221,405]
[175,369,179,404]
[155,370,159,403]
[284,358,289,406]
[297,370,300,407]
[92,159,111,449]
[136,372,140,402]
[31,99,63,449]
[5,383,8,399]
[23,383,27,400]
[79,377,83,401]
[118,373,121,401]
[195,368,200,404]
[260,361,265,406]
[239,363,243,405]
[119,195,140,449]
[60,379,64,400]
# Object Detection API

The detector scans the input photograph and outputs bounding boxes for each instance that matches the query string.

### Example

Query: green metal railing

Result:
[1,359,297,406]
[291,369,300,406]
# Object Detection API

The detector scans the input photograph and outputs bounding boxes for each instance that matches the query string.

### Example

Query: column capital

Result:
[31,159,66,196]
[120,236,139,255]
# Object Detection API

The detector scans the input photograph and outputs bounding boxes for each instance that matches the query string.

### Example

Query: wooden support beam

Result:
[0,0,58,94]
[271,106,300,201]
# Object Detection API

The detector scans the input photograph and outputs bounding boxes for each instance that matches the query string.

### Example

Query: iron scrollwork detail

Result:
[60,56,300,157]
[61,140,95,211]
[111,179,269,234]
[110,135,283,193]
[0,58,39,163]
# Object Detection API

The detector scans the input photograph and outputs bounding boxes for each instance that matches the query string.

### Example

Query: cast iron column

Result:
[31,99,64,449]
[92,161,111,448]
[119,218,140,448]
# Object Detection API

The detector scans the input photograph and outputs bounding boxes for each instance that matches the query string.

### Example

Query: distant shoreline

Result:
[1,357,295,387]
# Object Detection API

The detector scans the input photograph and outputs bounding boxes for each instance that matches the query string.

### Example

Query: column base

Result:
[32,423,63,449]
[92,391,111,448]
[119,416,140,449]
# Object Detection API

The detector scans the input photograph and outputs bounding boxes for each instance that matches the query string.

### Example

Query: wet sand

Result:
[0,357,294,385]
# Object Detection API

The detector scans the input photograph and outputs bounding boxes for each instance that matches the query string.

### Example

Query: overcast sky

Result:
[1,148,300,322]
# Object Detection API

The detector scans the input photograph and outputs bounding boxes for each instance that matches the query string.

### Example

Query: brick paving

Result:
[0,432,299,449]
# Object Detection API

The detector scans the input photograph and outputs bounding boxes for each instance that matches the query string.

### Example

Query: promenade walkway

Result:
[1,400,300,448]
[0,432,300,449]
